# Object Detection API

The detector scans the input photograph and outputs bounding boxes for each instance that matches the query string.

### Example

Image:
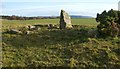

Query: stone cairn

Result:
[60,9,72,29]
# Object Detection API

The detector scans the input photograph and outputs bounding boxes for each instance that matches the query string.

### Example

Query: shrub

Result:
[96,9,120,37]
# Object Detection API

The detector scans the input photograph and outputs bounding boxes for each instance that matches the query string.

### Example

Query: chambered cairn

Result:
[60,9,72,29]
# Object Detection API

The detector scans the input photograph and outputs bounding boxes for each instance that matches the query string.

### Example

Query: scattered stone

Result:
[48,24,59,29]
[28,25,35,30]
[2,42,7,46]
[26,31,30,34]
[60,9,72,29]
[53,25,59,29]
[48,24,53,29]
[37,27,41,30]
[27,25,40,31]
[9,29,22,34]
[25,25,29,29]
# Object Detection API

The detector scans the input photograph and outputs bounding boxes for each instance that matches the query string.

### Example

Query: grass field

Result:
[2,18,120,68]
[2,18,97,30]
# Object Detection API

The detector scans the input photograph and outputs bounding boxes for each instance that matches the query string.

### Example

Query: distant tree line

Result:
[96,9,120,37]
[1,15,59,20]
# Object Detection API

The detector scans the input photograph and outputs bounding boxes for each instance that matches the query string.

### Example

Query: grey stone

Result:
[60,9,72,29]
[54,25,59,29]
[9,29,22,34]
[48,24,59,29]
[28,25,35,30]
[48,24,53,29]
[26,31,30,34]
[28,25,40,31]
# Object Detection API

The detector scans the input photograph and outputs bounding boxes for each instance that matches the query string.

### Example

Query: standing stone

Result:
[60,9,72,29]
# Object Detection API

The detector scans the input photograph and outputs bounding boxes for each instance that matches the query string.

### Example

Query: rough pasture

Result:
[2,18,120,68]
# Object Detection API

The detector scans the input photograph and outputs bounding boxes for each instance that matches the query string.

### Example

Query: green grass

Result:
[2,19,59,25]
[2,18,97,30]
[2,18,97,25]
[72,18,97,25]
[2,18,120,68]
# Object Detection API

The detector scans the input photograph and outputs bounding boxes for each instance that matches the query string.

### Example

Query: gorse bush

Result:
[96,9,120,37]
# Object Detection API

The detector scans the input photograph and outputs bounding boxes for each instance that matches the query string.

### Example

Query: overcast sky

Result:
[1,0,120,17]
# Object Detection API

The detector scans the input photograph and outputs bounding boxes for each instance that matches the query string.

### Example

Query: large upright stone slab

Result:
[60,10,72,29]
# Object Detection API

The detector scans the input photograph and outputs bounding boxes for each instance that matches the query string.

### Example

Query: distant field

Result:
[2,18,98,30]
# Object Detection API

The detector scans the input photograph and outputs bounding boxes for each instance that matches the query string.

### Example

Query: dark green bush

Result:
[96,9,120,37]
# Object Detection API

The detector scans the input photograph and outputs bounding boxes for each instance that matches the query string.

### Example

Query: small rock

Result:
[26,31,30,34]
[53,25,59,29]
[48,24,53,29]
[28,25,40,31]
[9,29,22,34]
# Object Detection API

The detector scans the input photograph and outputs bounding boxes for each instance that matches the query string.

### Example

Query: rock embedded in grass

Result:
[26,31,30,34]
[48,24,53,29]
[8,29,22,34]
[26,25,41,31]
[48,24,59,29]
